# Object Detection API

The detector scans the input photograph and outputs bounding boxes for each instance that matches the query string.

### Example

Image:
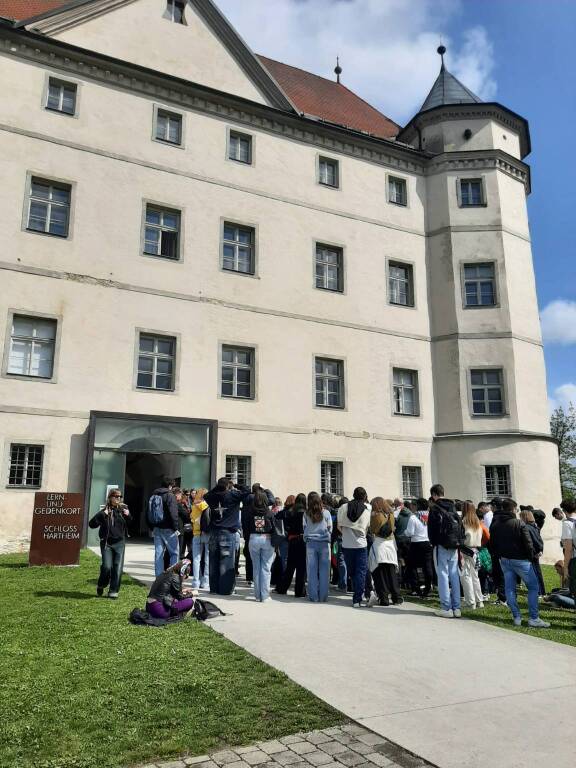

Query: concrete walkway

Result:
[120,543,576,768]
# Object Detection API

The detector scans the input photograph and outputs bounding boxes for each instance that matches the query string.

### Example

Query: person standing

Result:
[148,478,179,577]
[367,497,402,606]
[428,484,464,618]
[303,491,332,602]
[560,499,576,599]
[89,488,131,598]
[176,488,193,560]
[459,501,484,609]
[394,502,413,589]
[247,490,277,602]
[277,493,307,598]
[519,509,545,596]
[190,488,210,590]
[405,498,434,598]
[204,478,251,595]
[338,487,371,608]
[490,498,550,628]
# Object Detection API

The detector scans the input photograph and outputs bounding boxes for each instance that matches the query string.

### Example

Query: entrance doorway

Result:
[124,452,183,538]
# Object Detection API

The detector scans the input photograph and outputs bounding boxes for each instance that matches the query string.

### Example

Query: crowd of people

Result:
[89,477,576,629]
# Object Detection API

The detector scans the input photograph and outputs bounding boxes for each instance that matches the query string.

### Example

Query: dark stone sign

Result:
[29,492,84,566]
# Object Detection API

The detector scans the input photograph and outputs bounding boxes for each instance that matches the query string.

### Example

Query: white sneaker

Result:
[262,597,272,603]
[478,602,484,609]
[367,592,379,608]
[453,608,462,618]
[528,617,550,629]
[108,592,119,599]
[513,616,522,627]
[435,609,454,618]
[352,603,362,609]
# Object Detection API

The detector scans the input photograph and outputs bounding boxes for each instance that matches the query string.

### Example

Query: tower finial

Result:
[334,56,342,84]
[437,44,446,70]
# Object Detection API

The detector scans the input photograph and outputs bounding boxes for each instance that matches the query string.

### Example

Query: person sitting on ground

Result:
[459,501,485,609]
[338,487,371,608]
[276,493,307,597]
[519,509,546,596]
[146,559,195,620]
[405,498,434,598]
[560,498,576,599]
[247,490,277,602]
[489,498,550,628]
[428,484,464,619]
[303,491,333,602]
[367,497,402,607]
[89,487,131,599]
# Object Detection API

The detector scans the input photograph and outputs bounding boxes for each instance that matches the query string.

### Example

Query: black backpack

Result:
[200,506,211,533]
[437,506,465,548]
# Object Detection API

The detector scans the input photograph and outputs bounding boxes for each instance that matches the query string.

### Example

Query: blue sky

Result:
[218,0,576,410]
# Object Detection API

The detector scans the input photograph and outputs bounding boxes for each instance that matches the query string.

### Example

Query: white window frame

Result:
[469,368,506,417]
[387,174,408,207]
[461,261,498,309]
[392,368,420,417]
[221,221,256,276]
[227,128,254,165]
[44,76,78,117]
[484,465,512,497]
[225,455,252,487]
[315,357,345,409]
[388,260,415,307]
[317,155,340,189]
[142,202,182,262]
[401,465,423,499]
[164,0,187,24]
[153,105,184,148]
[315,242,344,293]
[135,331,178,393]
[220,344,256,400]
[25,176,71,238]
[7,443,45,489]
[2,310,62,383]
[320,460,344,496]
[457,177,487,208]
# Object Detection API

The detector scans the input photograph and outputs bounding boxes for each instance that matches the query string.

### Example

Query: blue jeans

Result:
[249,534,275,601]
[191,533,210,589]
[434,546,461,611]
[500,557,539,620]
[208,529,237,595]
[278,539,289,571]
[336,540,347,590]
[154,528,179,577]
[306,540,330,602]
[343,547,368,604]
[98,540,125,593]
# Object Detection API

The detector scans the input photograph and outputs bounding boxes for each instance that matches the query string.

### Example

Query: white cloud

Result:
[541,300,576,345]
[549,383,576,413]
[216,0,497,123]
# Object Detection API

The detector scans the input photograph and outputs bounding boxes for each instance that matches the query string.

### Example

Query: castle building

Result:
[0,0,560,549]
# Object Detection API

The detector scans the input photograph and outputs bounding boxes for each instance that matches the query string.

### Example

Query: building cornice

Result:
[426,149,531,193]
[434,430,557,444]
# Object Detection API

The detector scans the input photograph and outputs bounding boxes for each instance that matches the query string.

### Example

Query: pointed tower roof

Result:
[420,46,482,112]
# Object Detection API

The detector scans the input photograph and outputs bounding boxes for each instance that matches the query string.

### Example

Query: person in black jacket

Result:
[490,499,549,628]
[149,478,179,577]
[146,559,194,619]
[241,484,275,586]
[176,488,193,560]
[428,483,464,619]
[89,487,131,598]
[519,508,546,596]
[276,493,307,597]
[246,490,277,601]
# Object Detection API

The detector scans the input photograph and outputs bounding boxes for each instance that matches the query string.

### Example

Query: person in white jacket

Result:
[367,497,403,607]
[337,487,371,607]
[460,501,485,609]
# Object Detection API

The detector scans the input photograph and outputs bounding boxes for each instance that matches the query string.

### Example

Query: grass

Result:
[404,563,576,647]
[0,551,344,768]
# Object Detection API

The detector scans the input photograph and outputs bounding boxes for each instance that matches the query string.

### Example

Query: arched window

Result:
[165,0,186,25]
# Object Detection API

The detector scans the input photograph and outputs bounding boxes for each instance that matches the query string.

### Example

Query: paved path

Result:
[120,543,576,768]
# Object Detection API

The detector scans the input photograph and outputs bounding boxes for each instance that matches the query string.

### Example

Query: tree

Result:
[550,403,576,499]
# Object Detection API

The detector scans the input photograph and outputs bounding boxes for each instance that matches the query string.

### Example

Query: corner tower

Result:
[398,48,560,530]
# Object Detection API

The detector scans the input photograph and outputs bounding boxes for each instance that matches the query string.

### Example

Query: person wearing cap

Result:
[146,559,195,619]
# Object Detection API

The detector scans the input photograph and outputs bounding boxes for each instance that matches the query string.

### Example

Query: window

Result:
[471,369,504,416]
[226,455,252,487]
[8,444,44,488]
[144,205,180,260]
[166,0,186,24]
[137,334,176,391]
[459,179,484,207]
[228,131,252,164]
[389,262,414,307]
[27,178,70,237]
[315,358,344,409]
[321,461,343,496]
[155,109,182,145]
[318,157,339,188]
[402,466,422,500]
[46,78,77,115]
[485,465,511,497]
[222,223,255,275]
[464,263,496,307]
[221,346,254,399]
[7,315,56,379]
[393,368,419,416]
[315,244,343,292]
[388,176,407,206]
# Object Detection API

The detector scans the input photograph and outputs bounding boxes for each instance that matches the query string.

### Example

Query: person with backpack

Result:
[89,487,131,598]
[276,493,307,598]
[148,478,179,577]
[190,488,210,591]
[405,498,434,598]
[459,501,485,609]
[560,498,576,599]
[246,489,277,602]
[303,491,333,602]
[338,487,371,608]
[427,483,464,618]
[394,501,413,589]
[490,498,550,628]
[204,478,251,595]
[367,497,402,607]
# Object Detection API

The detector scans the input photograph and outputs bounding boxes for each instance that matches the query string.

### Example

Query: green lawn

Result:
[404,563,575,647]
[0,552,344,768]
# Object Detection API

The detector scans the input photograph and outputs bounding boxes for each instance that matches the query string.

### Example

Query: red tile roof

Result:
[258,55,399,139]
[0,2,399,139]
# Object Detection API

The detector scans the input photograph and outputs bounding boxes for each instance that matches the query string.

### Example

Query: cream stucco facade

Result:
[0,0,562,554]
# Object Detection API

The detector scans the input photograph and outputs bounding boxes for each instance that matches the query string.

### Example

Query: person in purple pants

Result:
[146,559,194,619]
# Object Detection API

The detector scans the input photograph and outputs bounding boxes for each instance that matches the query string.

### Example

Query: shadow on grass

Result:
[0,563,29,569]
[34,590,98,600]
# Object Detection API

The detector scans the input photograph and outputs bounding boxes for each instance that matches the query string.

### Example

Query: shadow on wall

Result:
[67,429,88,492]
